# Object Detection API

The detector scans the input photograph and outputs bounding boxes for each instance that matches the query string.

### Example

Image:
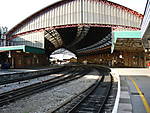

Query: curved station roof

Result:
[6,0,143,55]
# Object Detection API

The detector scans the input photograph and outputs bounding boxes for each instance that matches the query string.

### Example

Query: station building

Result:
[77,31,145,67]
[0,27,48,68]
[0,45,48,68]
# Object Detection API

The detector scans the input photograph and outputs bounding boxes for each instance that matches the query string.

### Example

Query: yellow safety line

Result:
[129,77,150,113]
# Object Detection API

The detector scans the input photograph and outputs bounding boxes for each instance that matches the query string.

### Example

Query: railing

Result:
[0,40,29,47]
[0,40,44,49]
[0,40,13,47]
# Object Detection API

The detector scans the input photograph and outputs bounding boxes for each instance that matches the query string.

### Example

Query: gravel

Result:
[0,70,99,113]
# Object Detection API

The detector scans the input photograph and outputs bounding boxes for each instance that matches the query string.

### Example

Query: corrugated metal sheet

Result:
[11,0,142,36]
[12,31,45,48]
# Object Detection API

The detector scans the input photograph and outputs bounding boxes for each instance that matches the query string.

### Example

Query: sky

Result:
[0,0,147,30]
[51,54,76,60]
[50,48,77,60]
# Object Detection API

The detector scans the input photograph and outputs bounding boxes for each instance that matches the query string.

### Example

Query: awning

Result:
[111,31,142,53]
[0,45,45,54]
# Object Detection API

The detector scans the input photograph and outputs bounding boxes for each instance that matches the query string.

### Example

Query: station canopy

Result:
[0,45,45,54]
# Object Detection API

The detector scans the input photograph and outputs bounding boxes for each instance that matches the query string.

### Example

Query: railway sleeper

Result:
[76,111,94,113]
[79,103,101,108]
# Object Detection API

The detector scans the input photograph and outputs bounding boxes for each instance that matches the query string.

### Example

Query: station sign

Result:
[0,27,8,39]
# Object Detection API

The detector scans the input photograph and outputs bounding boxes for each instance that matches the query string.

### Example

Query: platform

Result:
[0,69,40,75]
[0,66,64,85]
[0,65,62,75]
[111,68,150,113]
[0,67,52,75]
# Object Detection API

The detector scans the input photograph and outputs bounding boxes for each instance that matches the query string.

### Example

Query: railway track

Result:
[52,67,113,113]
[0,66,90,107]
[0,67,75,98]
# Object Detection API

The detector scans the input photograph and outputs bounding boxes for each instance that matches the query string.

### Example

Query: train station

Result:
[0,0,150,113]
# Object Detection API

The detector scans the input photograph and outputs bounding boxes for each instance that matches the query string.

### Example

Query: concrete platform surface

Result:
[0,66,64,85]
[111,68,150,113]
[0,66,60,75]
[126,76,150,113]
[111,68,150,76]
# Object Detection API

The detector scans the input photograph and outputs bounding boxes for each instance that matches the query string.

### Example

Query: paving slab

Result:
[111,68,150,113]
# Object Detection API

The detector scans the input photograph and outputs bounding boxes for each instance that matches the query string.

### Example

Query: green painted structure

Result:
[111,31,142,53]
[0,45,45,54]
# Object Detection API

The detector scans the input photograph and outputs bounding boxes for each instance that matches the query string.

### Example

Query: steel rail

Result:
[98,74,113,113]
[51,68,103,113]
[0,67,75,99]
[0,67,90,107]
[66,70,113,113]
